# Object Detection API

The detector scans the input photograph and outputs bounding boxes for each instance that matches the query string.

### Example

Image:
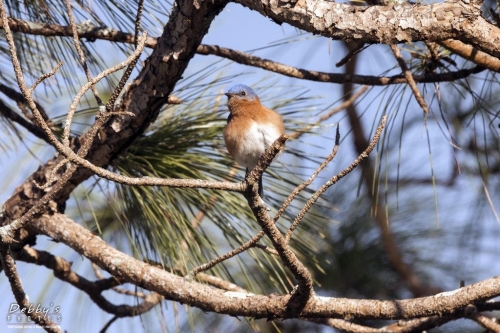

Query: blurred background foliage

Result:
[0,0,499,332]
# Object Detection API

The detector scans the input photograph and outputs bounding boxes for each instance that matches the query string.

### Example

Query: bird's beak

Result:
[225,92,233,98]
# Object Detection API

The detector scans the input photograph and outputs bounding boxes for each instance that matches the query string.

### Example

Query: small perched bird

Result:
[223,84,285,197]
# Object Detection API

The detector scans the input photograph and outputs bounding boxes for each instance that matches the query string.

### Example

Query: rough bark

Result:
[28,214,500,320]
[1,0,226,247]
[235,0,500,58]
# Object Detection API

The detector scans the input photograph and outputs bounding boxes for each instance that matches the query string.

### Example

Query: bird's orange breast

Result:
[224,99,285,169]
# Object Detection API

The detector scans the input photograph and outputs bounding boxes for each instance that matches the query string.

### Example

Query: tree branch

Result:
[1,0,227,250]
[390,44,429,114]
[438,39,500,72]
[63,0,102,106]
[0,99,50,143]
[27,213,500,321]
[1,245,62,333]
[244,136,315,312]
[0,18,489,84]
[278,125,341,226]
[468,313,500,332]
[289,86,368,140]
[196,44,485,85]
[0,83,50,121]
[234,0,500,59]
[285,115,387,243]
[342,45,439,297]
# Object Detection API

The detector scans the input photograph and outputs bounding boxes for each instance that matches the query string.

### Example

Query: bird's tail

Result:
[258,175,264,198]
[246,167,265,198]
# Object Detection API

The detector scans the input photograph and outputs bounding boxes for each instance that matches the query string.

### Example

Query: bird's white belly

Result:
[234,122,281,169]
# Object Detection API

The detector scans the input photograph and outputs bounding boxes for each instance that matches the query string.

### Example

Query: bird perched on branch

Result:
[223,84,285,197]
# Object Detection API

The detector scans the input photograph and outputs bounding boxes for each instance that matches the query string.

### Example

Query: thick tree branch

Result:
[0,18,489,84]
[234,0,500,59]
[1,0,227,249]
[27,213,500,321]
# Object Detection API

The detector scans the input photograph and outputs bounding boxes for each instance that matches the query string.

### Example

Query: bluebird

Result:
[223,84,285,197]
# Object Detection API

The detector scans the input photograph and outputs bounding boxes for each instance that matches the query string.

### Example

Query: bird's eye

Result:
[241,91,246,96]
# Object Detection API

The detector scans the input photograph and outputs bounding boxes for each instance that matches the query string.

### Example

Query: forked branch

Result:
[285,115,387,243]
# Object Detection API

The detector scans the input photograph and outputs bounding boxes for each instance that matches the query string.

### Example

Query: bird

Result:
[223,84,285,197]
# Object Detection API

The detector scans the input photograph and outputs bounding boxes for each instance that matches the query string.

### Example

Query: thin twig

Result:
[1,245,63,333]
[188,230,265,276]
[336,42,367,67]
[63,0,102,106]
[309,318,384,332]
[390,44,429,114]
[190,165,238,229]
[0,83,50,121]
[28,62,63,95]
[15,247,163,316]
[32,158,69,189]
[92,262,105,279]
[288,85,368,140]
[468,313,500,332]
[134,0,145,49]
[91,263,147,297]
[243,135,315,307]
[64,32,148,147]
[482,181,500,224]
[276,125,340,224]
[285,115,387,243]
[382,308,500,332]
[0,99,49,143]
[104,21,146,113]
[100,316,119,333]
[251,243,279,256]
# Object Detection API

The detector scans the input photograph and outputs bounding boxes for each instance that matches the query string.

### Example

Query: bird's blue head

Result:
[225,84,258,102]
